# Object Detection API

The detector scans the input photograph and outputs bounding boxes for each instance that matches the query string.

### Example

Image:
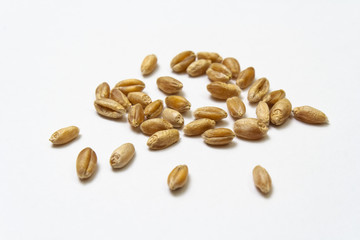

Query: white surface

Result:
[1,0,360,239]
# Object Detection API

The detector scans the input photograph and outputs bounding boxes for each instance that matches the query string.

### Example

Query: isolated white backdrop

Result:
[1,0,360,239]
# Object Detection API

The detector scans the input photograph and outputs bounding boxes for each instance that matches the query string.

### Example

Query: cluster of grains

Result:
[49,50,328,194]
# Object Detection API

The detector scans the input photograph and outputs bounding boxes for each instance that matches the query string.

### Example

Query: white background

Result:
[1,0,360,239]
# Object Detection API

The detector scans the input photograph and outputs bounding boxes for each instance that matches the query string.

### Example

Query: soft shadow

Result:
[51,135,82,148]
[205,141,238,149]
[170,176,190,197]
[183,134,202,139]
[129,125,142,134]
[235,134,270,143]
[148,138,181,151]
[187,75,203,79]
[248,102,258,108]
[256,185,274,199]
[181,110,193,119]
[293,118,330,128]
[208,96,227,103]
[173,91,186,98]
[79,164,100,185]
[214,120,229,128]
[171,71,188,77]
[111,153,136,172]
[96,113,128,123]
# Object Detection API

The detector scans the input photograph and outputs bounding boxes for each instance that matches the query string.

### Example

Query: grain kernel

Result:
[141,54,157,76]
[140,118,173,135]
[49,126,79,145]
[194,106,227,121]
[270,98,292,126]
[170,51,196,73]
[76,147,97,180]
[110,88,132,110]
[167,165,188,191]
[226,96,246,119]
[114,79,145,95]
[183,118,216,136]
[165,95,191,113]
[147,129,180,150]
[202,128,235,145]
[162,108,184,128]
[128,103,145,128]
[293,106,328,124]
[110,143,135,169]
[95,82,110,99]
[262,89,286,108]
[233,118,268,140]
[236,67,255,89]
[247,78,270,103]
[222,57,240,79]
[207,82,241,100]
[144,99,163,119]
[253,165,272,194]
[156,76,183,94]
[256,101,270,126]
[186,59,211,77]
[127,92,152,108]
[94,98,126,119]
[197,52,222,63]
[206,63,232,83]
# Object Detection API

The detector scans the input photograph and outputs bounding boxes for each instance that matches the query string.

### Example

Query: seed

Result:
[141,54,157,76]
[270,98,292,126]
[140,118,173,135]
[156,76,183,94]
[170,51,196,73]
[128,103,145,128]
[222,57,240,79]
[202,128,235,145]
[194,106,227,121]
[49,126,80,145]
[76,147,97,180]
[197,52,222,63]
[127,92,152,108]
[206,63,232,83]
[110,143,135,169]
[207,82,241,100]
[110,88,132,110]
[114,79,145,95]
[165,95,191,113]
[262,89,286,108]
[292,106,328,124]
[247,78,270,103]
[162,108,184,128]
[94,98,126,118]
[253,165,272,194]
[233,118,268,140]
[95,82,110,99]
[147,129,180,150]
[236,67,255,89]
[167,165,188,191]
[144,99,163,119]
[256,101,270,126]
[186,59,211,77]
[226,96,246,119]
[183,118,216,136]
